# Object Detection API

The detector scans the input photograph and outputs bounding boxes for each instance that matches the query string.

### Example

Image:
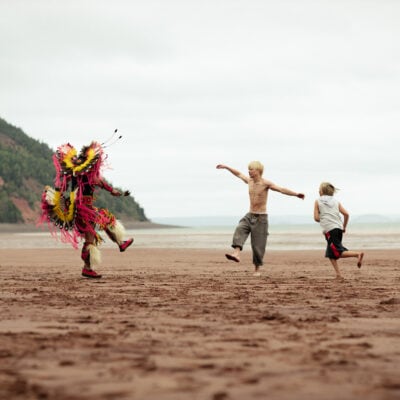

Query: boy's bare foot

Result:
[357,253,364,268]
[253,271,261,277]
[225,253,240,263]
[335,275,345,282]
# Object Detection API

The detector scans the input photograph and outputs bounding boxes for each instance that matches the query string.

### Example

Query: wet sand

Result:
[0,247,400,400]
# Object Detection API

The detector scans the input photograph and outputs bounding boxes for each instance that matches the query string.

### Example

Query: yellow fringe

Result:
[73,148,97,173]
[62,148,78,170]
[52,189,77,223]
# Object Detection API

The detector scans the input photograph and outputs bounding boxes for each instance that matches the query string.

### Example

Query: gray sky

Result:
[1,0,399,219]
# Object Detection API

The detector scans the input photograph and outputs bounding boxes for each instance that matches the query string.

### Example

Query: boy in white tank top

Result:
[314,182,364,280]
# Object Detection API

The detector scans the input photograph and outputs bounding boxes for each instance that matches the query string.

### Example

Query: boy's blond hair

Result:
[248,160,264,175]
[319,182,337,196]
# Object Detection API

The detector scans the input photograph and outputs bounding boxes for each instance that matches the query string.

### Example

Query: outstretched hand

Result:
[216,164,226,169]
[297,193,305,199]
[111,189,130,197]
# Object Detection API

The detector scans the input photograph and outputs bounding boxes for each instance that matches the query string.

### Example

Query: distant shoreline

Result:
[152,214,400,227]
[0,221,179,234]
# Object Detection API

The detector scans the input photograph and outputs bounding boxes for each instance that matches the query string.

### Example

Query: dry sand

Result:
[0,247,400,400]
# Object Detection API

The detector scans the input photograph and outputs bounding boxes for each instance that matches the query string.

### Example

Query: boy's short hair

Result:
[319,182,337,196]
[248,160,264,175]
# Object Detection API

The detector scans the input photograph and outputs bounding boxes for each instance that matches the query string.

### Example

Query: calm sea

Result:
[131,223,400,251]
[2,223,397,250]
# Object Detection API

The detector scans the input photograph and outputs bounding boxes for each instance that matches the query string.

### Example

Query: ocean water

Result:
[131,223,400,250]
[1,223,399,250]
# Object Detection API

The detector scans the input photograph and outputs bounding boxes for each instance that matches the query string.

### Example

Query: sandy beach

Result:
[1,246,400,400]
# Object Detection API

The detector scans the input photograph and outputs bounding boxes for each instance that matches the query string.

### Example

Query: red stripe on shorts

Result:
[330,243,341,259]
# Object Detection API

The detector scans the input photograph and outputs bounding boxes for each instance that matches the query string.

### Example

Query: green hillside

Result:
[0,117,148,224]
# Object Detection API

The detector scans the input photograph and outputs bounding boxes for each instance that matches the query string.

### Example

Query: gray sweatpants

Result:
[231,213,269,267]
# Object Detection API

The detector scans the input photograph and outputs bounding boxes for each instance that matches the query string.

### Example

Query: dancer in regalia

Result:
[40,139,133,278]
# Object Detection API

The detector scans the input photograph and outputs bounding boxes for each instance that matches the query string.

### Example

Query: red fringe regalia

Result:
[39,141,124,253]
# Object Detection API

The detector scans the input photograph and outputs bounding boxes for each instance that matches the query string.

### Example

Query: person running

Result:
[314,182,364,280]
[217,161,304,276]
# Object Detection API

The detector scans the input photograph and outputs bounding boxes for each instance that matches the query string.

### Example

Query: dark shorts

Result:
[324,228,348,259]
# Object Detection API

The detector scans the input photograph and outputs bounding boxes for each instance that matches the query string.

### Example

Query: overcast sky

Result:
[1,0,399,220]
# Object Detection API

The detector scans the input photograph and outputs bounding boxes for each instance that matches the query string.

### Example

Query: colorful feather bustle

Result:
[44,186,77,228]
[40,186,80,248]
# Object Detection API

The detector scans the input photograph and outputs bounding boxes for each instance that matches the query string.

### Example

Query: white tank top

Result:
[317,196,343,233]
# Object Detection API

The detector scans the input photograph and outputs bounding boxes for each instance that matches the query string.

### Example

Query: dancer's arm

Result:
[98,179,130,197]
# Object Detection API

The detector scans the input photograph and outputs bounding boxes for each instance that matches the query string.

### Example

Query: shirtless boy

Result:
[217,161,304,276]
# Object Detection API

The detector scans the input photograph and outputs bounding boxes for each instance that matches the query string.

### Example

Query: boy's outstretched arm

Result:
[339,203,349,232]
[314,200,320,222]
[216,164,248,183]
[268,182,305,199]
